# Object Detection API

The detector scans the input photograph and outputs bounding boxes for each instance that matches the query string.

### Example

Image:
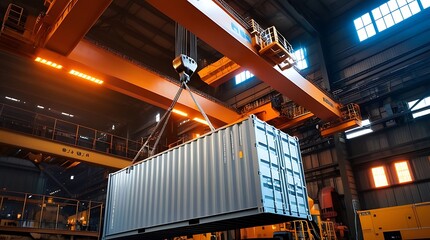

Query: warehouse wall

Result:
[301,1,430,212]
[348,115,430,209]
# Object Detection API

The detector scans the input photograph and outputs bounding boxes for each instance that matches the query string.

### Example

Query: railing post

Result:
[55,203,60,229]
[98,203,103,236]
[75,200,79,230]
[87,201,92,231]
[0,103,4,117]
[109,134,113,153]
[126,139,129,158]
[52,119,57,140]
[21,193,27,227]
[75,125,80,145]
[93,130,97,149]
[0,196,4,217]
[39,195,45,228]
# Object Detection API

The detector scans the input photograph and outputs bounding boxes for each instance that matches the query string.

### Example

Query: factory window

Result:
[408,96,430,118]
[371,0,421,32]
[155,113,160,122]
[354,13,376,41]
[394,161,413,183]
[345,119,373,139]
[293,48,308,70]
[420,0,430,8]
[235,70,254,85]
[371,166,389,187]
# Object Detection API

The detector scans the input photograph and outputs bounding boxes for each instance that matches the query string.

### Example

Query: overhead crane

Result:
[0,0,360,138]
[146,0,362,135]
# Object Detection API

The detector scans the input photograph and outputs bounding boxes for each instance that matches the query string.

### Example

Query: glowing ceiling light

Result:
[34,57,63,69]
[172,109,188,117]
[69,70,103,84]
[193,117,209,125]
[37,105,44,109]
[5,96,20,102]
[61,112,74,117]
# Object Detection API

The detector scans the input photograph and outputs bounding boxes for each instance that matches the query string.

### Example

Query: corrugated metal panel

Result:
[318,149,333,165]
[303,155,312,170]
[103,116,310,239]
[417,182,430,202]
[412,156,430,180]
[393,185,421,206]
[387,125,412,146]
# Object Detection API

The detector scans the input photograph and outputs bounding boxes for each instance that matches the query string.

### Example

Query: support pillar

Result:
[334,133,360,239]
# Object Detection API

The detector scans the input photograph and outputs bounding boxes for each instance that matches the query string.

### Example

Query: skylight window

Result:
[420,0,430,9]
[408,96,430,118]
[371,166,389,187]
[372,0,421,32]
[354,13,376,41]
[345,119,373,139]
[293,48,308,70]
[235,70,254,85]
[353,0,427,41]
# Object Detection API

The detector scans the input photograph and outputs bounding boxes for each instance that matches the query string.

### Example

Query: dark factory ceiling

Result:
[0,0,369,137]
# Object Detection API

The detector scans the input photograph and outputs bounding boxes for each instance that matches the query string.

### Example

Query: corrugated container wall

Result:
[103,115,310,239]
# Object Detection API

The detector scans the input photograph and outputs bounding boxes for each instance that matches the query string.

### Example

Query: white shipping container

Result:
[103,115,310,239]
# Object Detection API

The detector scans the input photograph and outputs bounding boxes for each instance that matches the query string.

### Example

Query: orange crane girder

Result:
[36,40,240,126]
[146,0,341,121]
[44,0,113,55]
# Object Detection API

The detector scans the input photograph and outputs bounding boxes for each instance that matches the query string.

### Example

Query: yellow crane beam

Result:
[0,129,130,169]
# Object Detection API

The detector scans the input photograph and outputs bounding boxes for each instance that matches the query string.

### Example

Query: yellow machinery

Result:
[187,197,338,240]
[358,202,430,240]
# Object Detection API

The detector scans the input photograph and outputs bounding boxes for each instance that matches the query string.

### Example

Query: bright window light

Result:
[235,70,254,85]
[293,48,308,70]
[372,166,389,187]
[155,113,160,122]
[408,96,430,118]
[354,13,376,41]
[372,0,421,32]
[421,0,430,8]
[394,161,413,183]
[345,119,373,139]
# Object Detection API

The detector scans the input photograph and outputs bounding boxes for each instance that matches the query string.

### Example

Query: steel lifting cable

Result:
[131,82,184,164]
[130,24,213,166]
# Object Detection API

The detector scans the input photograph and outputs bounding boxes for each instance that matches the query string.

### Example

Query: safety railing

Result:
[282,102,312,119]
[260,26,294,54]
[0,190,102,236]
[0,103,143,160]
[1,4,26,34]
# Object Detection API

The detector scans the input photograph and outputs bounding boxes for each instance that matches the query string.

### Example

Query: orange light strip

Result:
[193,117,209,125]
[34,57,63,69]
[172,109,188,117]
[69,70,103,84]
